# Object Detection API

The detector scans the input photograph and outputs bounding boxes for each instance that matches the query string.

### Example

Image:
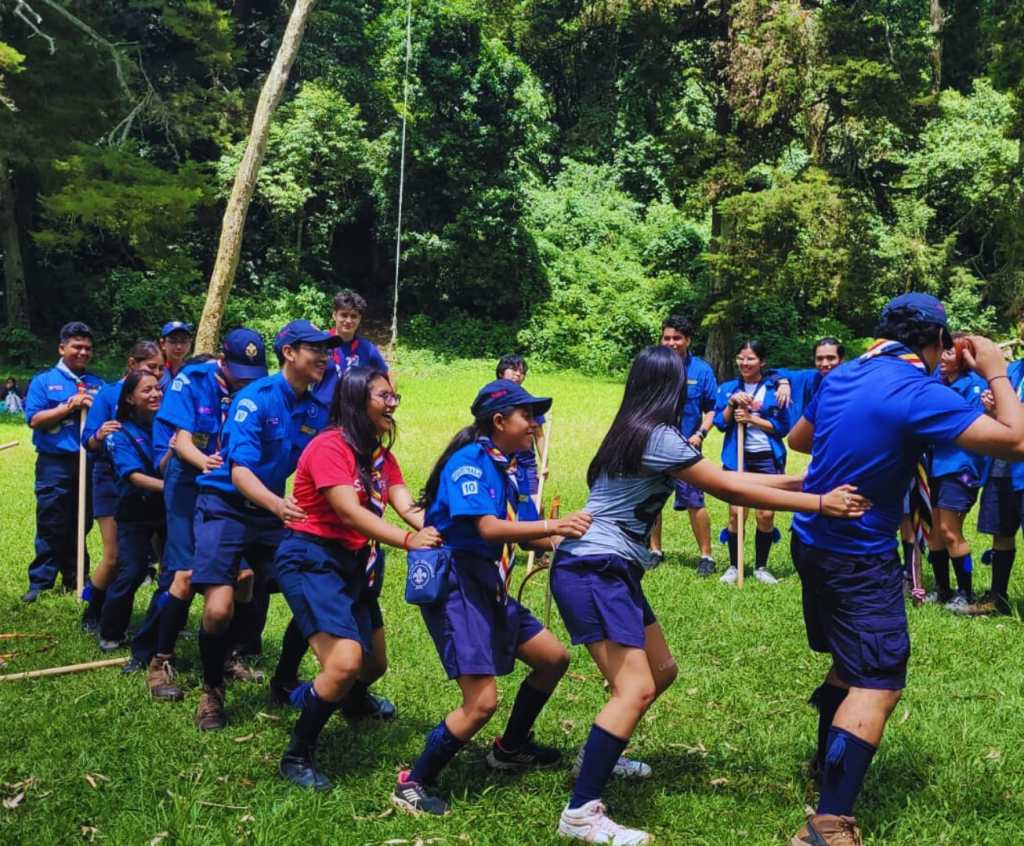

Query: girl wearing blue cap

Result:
[391,378,592,816]
[714,339,791,585]
[98,369,167,650]
[159,321,193,391]
[551,346,871,846]
[272,367,442,790]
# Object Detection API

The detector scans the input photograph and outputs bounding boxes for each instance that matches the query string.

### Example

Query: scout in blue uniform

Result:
[926,335,990,611]
[774,337,845,426]
[312,290,389,407]
[79,340,164,634]
[97,370,167,649]
[713,339,791,585]
[975,358,1024,615]
[158,320,193,392]
[191,320,337,731]
[22,322,105,603]
[125,330,268,698]
[786,294,1024,846]
[551,347,870,846]
[273,367,442,790]
[650,316,718,575]
[391,379,593,817]
[495,354,546,503]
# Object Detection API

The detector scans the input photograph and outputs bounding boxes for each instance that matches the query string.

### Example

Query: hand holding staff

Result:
[736,421,746,588]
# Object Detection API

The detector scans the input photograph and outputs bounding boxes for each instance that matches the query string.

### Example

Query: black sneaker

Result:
[485,732,561,771]
[21,588,40,604]
[122,654,147,674]
[339,690,397,721]
[269,676,300,707]
[392,771,448,816]
[279,748,331,791]
[81,615,101,636]
[697,557,715,577]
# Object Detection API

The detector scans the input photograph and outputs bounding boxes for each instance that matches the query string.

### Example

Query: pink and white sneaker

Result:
[558,799,653,845]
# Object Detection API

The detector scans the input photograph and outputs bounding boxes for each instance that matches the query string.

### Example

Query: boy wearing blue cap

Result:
[191,320,338,730]
[22,322,105,602]
[159,321,193,391]
[125,328,269,698]
[786,293,1024,846]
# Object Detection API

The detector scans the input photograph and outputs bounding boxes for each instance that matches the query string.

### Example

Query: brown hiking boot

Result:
[147,654,184,701]
[962,591,1010,616]
[223,653,264,684]
[790,814,863,846]
[195,685,227,731]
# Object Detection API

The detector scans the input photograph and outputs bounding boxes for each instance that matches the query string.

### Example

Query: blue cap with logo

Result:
[222,328,268,380]
[471,378,552,418]
[880,293,949,329]
[273,319,343,355]
[161,320,194,338]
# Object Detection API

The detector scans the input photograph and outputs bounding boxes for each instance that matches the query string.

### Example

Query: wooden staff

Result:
[736,421,746,588]
[0,440,18,451]
[0,656,128,682]
[76,389,88,601]
[525,415,553,575]
[544,497,560,627]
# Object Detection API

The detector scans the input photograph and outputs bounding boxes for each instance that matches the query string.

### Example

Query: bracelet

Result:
[818,495,823,515]
[989,375,1010,387]
[544,519,549,534]
[402,531,413,550]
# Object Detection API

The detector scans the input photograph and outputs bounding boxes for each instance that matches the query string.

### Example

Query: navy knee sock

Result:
[727,531,738,570]
[817,727,877,816]
[755,530,773,570]
[156,595,191,656]
[273,617,309,687]
[569,723,628,810]
[83,583,106,621]
[808,683,848,767]
[198,625,228,688]
[288,680,339,754]
[500,681,552,750]
[929,549,951,593]
[991,549,1015,603]
[409,720,466,785]
[952,553,973,599]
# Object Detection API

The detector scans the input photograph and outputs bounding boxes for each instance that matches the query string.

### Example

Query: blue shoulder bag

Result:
[404,546,454,606]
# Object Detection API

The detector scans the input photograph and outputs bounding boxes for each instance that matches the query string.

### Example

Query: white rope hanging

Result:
[388,0,413,355]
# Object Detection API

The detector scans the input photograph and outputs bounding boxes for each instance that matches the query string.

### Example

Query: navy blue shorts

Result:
[977,477,1024,537]
[275,530,375,652]
[190,492,284,587]
[550,552,656,648]
[673,479,706,510]
[91,460,120,520]
[162,458,199,573]
[932,473,980,514]
[740,451,782,475]
[420,552,544,679]
[791,534,909,691]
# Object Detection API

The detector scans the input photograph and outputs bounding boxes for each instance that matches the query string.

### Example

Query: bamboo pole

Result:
[76,397,87,601]
[0,657,128,682]
[525,415,553,575]
[0,440,18,451]
[736,422,745,589]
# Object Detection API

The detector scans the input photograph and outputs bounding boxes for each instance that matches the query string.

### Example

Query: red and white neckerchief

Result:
[362,441,387,587]
[214,367,233,451]
[860,338,931,602]
[478,436,519,602]
[331,336,361,371]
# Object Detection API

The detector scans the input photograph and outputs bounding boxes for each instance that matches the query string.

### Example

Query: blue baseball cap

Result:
[471,378,552,418]
[273,319,343,355]
[161,320,194,337]
[880,293,949,330]
[222,328,268,380]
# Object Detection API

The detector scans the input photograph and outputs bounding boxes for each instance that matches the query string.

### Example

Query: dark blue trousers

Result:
[99,520,163,642]
[28,453,92,591]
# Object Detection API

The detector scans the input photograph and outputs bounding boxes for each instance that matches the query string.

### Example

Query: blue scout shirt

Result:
[330,335,389,373]
[82,378,123,461]
[777,368,822,428]
[1003,360,1024,492]
[425,441,540,561]
[680,354,718,438]
[198,372,329,498]
[107,418,158,498]
[931,371,989,483]
[713,376,791,470]
[792,354,983,556]
[157,361,232,458]
[312,361,340,408]
[25,362,104,454]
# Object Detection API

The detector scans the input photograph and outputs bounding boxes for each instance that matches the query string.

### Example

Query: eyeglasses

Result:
[372,392,401,406]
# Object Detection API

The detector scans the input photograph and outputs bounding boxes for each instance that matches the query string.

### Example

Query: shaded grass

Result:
[1,364,1023,845]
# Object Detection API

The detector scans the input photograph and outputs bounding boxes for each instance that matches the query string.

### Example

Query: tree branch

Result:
[13,0,56,55]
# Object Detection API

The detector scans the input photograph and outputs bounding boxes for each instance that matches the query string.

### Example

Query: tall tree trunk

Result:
[195,0,318,354]
[0,157,30,329]
[929,0,944,95]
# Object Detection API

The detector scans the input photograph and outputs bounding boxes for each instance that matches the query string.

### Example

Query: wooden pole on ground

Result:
[736,422,745,588]
[76,396,88,601]
[0,657,128,682]
[0,440,18,451]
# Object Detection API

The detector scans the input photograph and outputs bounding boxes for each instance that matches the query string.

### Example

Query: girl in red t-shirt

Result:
[272,367,441,790]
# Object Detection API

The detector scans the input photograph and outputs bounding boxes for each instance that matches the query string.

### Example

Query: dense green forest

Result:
[1,0,1022,375]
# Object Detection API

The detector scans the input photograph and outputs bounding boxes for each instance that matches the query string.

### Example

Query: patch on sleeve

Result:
[460,480,479,496]
[233,397,259,423]
[451,464,483,482]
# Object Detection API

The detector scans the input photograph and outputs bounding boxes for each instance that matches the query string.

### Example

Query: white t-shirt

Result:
[742,381,771,453]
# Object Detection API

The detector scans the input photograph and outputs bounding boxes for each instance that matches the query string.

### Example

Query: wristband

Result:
[403,531,413,550]
[818,495,823,515]
[544,519,549,534]
[989,375,1010,387]
[698,429,708,439]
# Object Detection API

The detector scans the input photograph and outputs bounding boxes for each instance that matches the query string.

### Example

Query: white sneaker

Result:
[558,800,653,845]
[945,592,970,613]
[719,566,738,584]
[573,749,653,781]
[754,568,779,585]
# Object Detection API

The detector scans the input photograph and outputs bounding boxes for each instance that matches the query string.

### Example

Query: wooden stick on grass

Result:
[0,440,18,451]
[0,657,128,682]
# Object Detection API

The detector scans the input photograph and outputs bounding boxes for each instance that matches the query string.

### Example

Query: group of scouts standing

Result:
[17,290,1024,846]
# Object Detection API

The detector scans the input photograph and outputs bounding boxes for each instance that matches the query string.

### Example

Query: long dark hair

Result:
[329,367,395,495]
[418,408,513,509]
[116,369,158,422]
[587,346,687,487]
[126,340,160,371]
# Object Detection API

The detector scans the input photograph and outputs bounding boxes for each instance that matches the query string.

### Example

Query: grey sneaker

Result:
[392,771,448,816]
[573,748,652,781]
[719,566,738,584]
[944,592,971,614]
[696,557,715,577]
[754,568,779,585]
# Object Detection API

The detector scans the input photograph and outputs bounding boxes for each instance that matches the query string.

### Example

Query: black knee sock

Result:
[952,553,973,599]
[818,728,877,816]
[156,595,191,656]
[727,531,738,570]
[409,720,466,784]
[83,584,106,621]
[929,549,951,593]
[808,683,848,767]
[500,680,553,750]
[273,617,309,686]
[755,530,773,570]
[288,681,339,754]
[198,625,229,688]
[991,549,1015,602]
[901,541,915,577]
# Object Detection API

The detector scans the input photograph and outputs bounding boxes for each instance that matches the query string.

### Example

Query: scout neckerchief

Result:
[331,337,360,371]
[860,339,932,602]
[478,436,519,602]
[363,443,387,587]
[214,366,234,452]
[55,358,85,388]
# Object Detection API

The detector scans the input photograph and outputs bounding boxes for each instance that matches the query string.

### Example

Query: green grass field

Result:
[1,363,1023,845]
